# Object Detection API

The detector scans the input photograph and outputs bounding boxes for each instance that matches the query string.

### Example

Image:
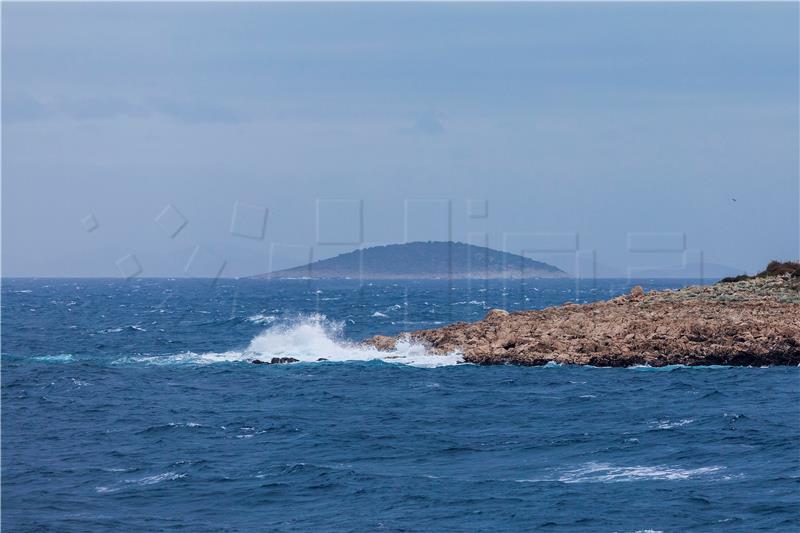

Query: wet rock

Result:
[271,357,299,364]
[250,357,299,365]
[369,335,397,351]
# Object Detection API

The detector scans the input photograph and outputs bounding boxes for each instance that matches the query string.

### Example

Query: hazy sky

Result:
[3,2,798,277]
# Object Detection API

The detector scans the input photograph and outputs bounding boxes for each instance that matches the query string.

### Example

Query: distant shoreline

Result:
[2,275,726,281]
[259,272,571,280]
[257,241,567,280]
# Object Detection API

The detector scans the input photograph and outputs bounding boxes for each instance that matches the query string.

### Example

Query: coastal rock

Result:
[485,309,510,320]
[370,335,397,351]
[251,357,300,365]
[363,268,800,367]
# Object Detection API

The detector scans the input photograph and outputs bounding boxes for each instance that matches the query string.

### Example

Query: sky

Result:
[2,2,798,278]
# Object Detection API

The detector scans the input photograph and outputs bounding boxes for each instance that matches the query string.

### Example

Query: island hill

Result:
[367,261,800,367]
[259,241,567,280]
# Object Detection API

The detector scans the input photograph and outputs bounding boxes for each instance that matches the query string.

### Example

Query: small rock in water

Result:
[271,357,299,364]
[371,335,396,351]
[250,357,299,365]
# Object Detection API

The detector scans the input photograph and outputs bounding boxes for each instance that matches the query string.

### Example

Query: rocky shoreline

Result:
[366,263,800,367]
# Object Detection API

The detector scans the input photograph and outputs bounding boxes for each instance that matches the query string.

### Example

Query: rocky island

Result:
[367,261,800,367]
[258,241,567,279]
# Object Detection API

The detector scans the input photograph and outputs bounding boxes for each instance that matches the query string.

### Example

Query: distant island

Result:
[257,241,567,279]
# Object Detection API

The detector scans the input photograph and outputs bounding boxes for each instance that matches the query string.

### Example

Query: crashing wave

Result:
[114,314,462,368]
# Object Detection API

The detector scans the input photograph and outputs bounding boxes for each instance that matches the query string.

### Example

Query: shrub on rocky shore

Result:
[720,260,800,283]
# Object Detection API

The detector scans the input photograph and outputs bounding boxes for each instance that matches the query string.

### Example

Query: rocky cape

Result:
[366,262,800,367]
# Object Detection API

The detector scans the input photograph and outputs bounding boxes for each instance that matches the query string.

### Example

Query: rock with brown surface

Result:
[363,269,800,367]
[370,335,397,351]
[484,309,509,321]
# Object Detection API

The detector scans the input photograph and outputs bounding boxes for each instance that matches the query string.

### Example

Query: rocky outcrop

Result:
[364,270,800,367]
[251,357,299,365]
[719,260,800,283]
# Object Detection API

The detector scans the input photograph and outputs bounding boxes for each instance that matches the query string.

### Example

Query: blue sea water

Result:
[2,278,798,532]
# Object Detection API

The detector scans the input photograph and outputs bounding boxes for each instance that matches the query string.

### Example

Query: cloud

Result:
[2,95,53,122]
[2,95,245,124]
[407,113,446,135]
[148,98,246,124]
[59,97,151,120]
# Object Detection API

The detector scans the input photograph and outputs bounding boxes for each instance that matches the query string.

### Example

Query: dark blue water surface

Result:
[3,278,799,532]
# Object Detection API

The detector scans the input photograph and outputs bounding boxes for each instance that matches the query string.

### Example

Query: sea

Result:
[2,277,798,532]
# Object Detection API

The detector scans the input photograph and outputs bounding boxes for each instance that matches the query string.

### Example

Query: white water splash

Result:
[115,314,462,368]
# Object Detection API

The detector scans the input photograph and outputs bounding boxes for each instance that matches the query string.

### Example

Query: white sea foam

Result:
[371,311,389,318]
[115,314,462,368]
[246,313,277,325]
[452,300,487,307]
[652,419,694,429]
[34,354,74,363]
[99,325,146,334]
[556,462,723,483]
[96,471,186,493]
[630,364,733,371]
[130,472,186,485]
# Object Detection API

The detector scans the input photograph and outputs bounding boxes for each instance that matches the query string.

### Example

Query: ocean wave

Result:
[98,325,146,334]
[114,314,462,368]
[246,313,277,325]
[34,354,74,363]
[96,471,186,493]
[556,462,723,483]
[629,364,733,371]
[651,419,694,430]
